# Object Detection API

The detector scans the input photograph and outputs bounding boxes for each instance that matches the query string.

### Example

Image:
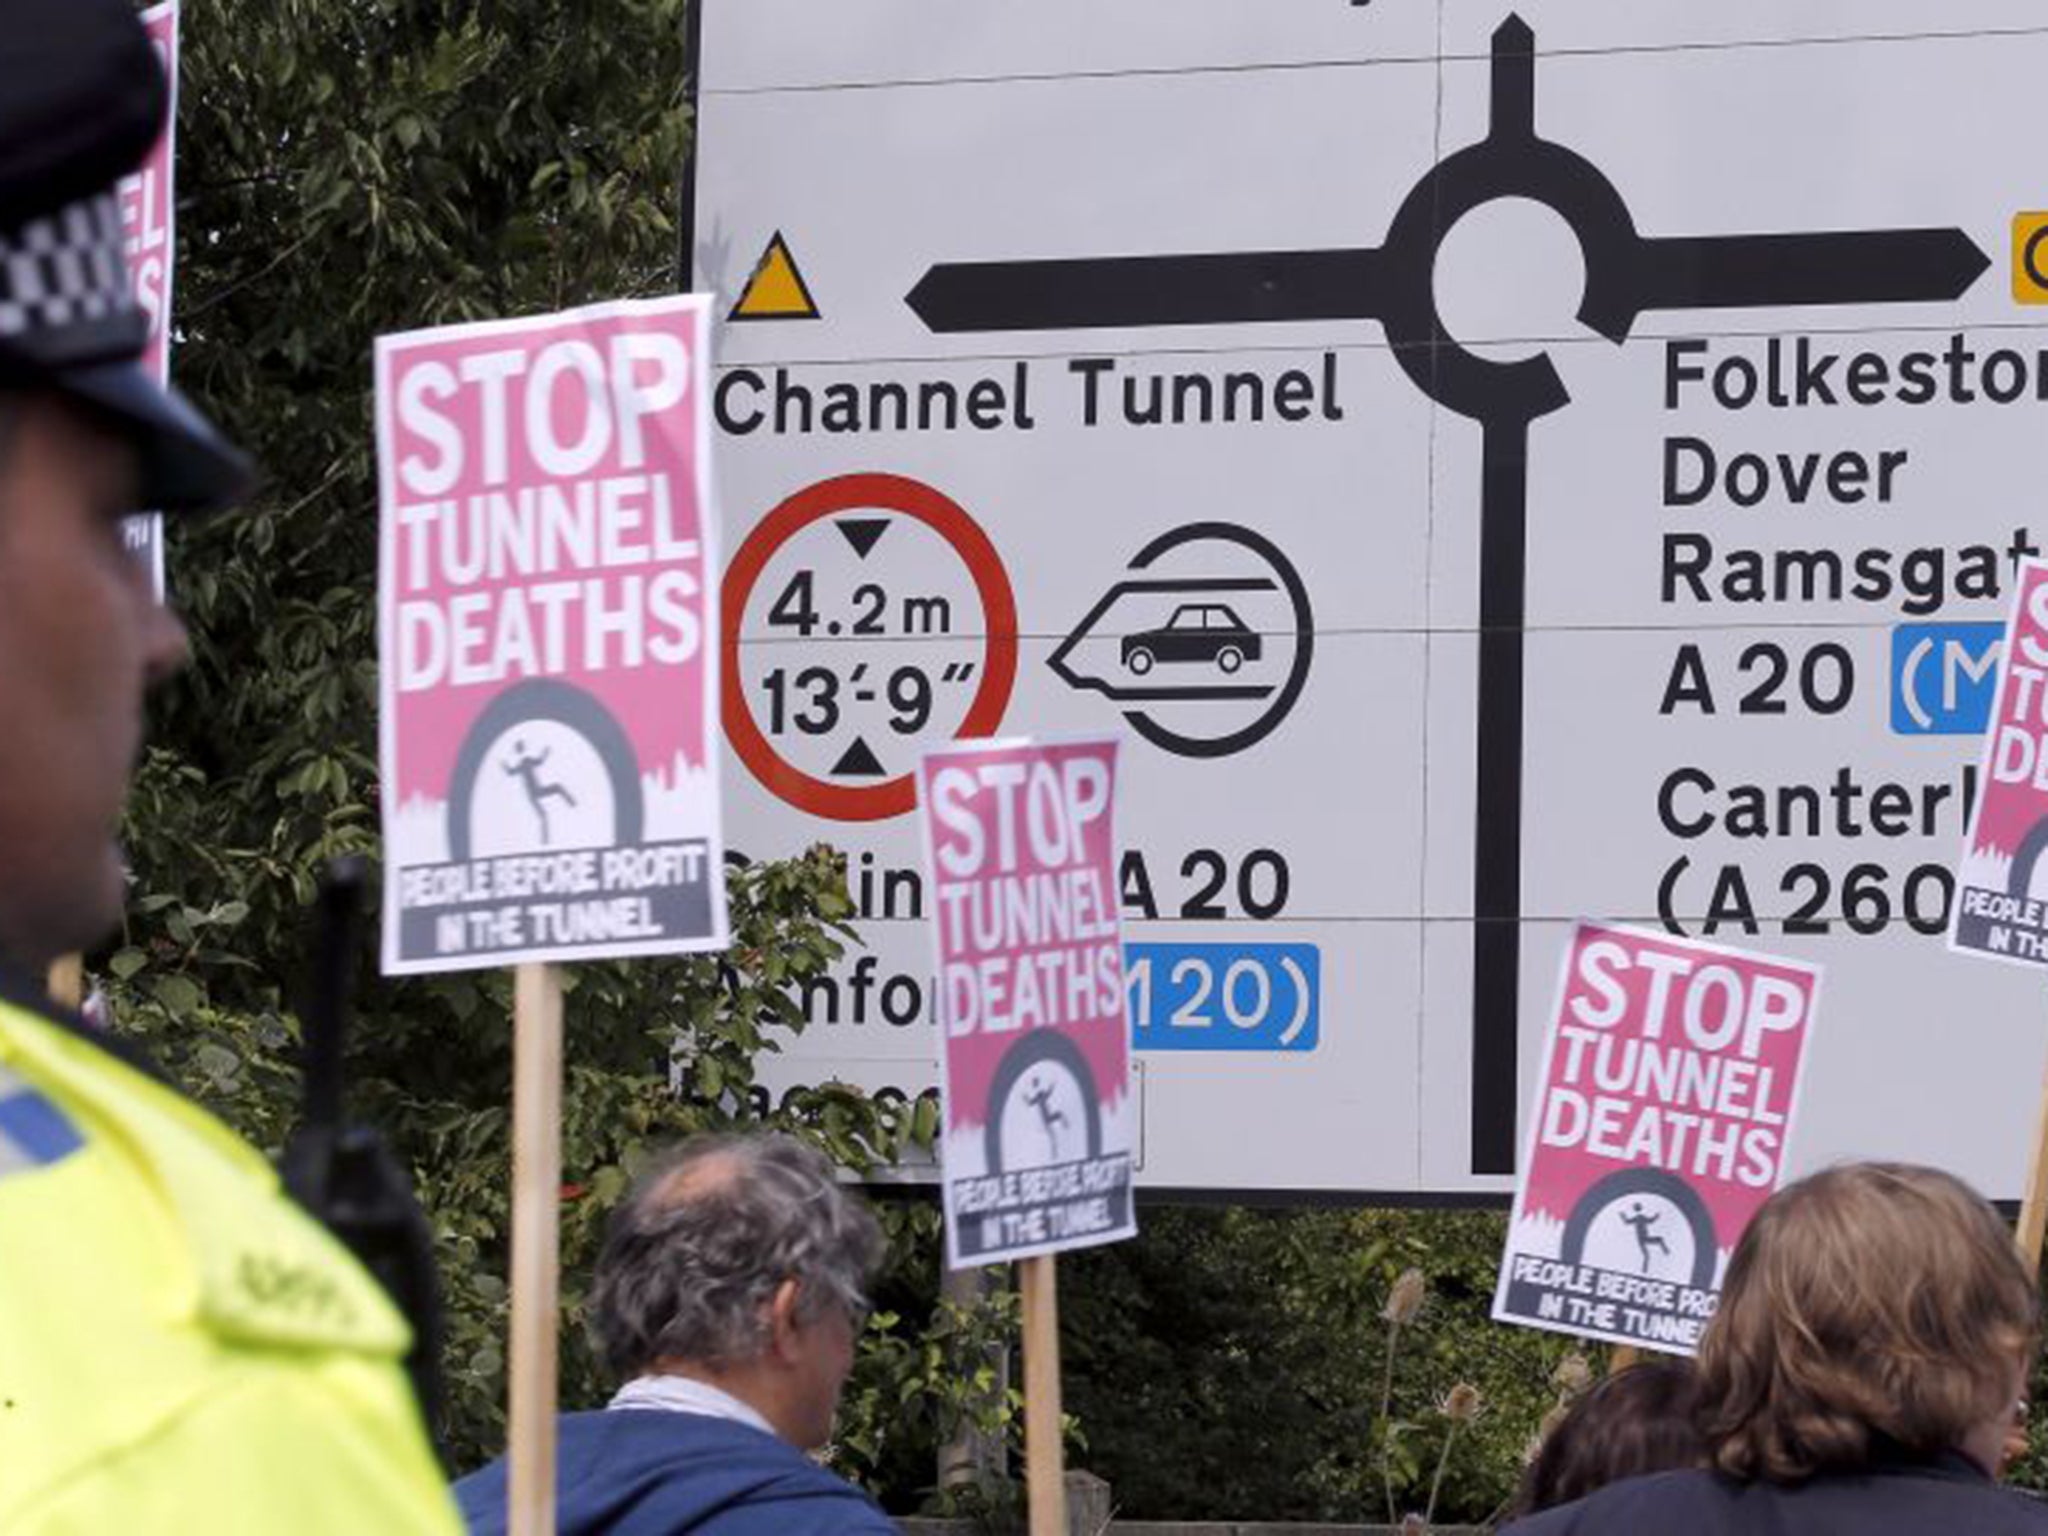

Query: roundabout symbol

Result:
[722,472,1019,821]
[907,14,1990,1171]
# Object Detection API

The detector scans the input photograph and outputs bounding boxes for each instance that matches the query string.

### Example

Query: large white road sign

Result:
[695,2,2048,1196]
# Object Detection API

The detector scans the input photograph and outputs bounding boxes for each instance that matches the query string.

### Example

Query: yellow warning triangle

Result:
[730,231,821,321]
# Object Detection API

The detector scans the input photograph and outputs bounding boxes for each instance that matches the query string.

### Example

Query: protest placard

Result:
[1492,922,1819,1353]
[121,1,176,382]
[375,295,726,974]
[117,0,177,594]
[1952,559,2048,968]
[919,736,1137,1269]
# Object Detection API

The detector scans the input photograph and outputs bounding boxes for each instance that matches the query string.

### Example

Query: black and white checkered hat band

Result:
[0,192,138,352]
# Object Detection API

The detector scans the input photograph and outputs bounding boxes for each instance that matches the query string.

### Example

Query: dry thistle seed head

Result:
[1551,1352,1594,1396]
[1442,1382,1483,1423]
[1530,1402,1571,1456]
[1382,1267,1427,1325]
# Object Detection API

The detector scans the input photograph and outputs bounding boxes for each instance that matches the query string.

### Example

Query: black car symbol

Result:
[1120,604,1263,676]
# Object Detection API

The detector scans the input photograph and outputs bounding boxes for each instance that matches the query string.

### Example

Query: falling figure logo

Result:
[503,738,578,845]
[1023,1074,1068,1161]
[1621,1201,1670,1275]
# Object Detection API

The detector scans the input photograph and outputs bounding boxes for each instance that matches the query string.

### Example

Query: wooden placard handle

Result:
[509,962,565,1536]
[1020,1254,1067,1536]
[2015,1043,2048,1278]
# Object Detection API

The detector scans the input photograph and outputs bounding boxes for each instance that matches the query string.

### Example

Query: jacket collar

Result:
[1864,1439,1994,1485]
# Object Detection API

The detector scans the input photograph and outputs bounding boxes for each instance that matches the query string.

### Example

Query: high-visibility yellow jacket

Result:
[0,978,461,1534]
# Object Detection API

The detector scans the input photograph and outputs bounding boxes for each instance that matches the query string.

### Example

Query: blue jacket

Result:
[456,1410,898,1536]
[1506,1455,2048,1535]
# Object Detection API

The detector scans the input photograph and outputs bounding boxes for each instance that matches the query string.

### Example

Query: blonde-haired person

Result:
[1506,1162,2048,1533]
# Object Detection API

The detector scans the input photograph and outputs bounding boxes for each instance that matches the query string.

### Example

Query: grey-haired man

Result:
[457,1133,899,1535]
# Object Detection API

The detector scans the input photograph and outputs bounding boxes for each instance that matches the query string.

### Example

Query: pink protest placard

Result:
[121,0,176,383]
[1492,923,1819,1353]
[374,296,726,974]
[919,737,1137,1268]
[118,0,177,592]
[1952,559,2048,966]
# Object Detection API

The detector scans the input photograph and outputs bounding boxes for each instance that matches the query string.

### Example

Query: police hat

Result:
[0,0,251,511]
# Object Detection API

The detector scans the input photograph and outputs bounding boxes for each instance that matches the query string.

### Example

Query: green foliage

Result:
[1060,1206,1586,1526]
[833,1206,1027,1508]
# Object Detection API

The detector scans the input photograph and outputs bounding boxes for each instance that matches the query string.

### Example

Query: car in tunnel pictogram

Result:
[1121,603,1263,676]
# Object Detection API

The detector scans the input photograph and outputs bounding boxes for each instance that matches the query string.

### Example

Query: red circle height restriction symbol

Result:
[722,472,1019,820]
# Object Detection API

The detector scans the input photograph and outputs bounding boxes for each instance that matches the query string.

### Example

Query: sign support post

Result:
[1019,1254,1067,1536]
[938,1261,1007,1488]
[508,961,564,1536]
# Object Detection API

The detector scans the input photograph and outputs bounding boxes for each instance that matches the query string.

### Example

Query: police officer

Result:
[0,2,460,1529]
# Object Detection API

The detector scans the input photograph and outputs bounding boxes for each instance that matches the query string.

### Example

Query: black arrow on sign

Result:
[905,228,1986,340]
[907,249,1391,333]
[830,737,887,777]
[836,518,890,559]
[1608,229,1991,338]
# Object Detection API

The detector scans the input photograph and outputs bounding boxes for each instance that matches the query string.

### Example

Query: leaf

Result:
[152,974,202,1015]
[195,1042,240,1083]
[590,1164,628,1207]
[911,1092,940,1147]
